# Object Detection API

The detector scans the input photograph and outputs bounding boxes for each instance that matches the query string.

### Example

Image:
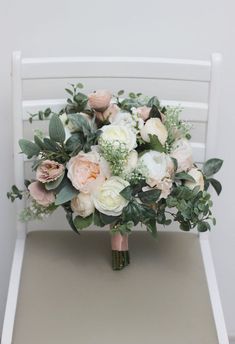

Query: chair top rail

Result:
[22,98,208,122]
[21,56,211,82]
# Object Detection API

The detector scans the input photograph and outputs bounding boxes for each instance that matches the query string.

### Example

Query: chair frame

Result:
[1,52,229,344]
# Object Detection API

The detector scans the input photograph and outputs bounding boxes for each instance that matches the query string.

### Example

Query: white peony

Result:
[109,111,144,133]
[140,118,168,145]
[185,168,204,191]
[139,150,173,188]
[71,193,95,218]
[92,176,129,216]
[100,124,137,151]
[170,138,193,172]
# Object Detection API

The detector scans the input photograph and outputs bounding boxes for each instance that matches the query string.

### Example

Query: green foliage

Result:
[175,172,195,182]
[203,158,223,177]
[73,214,93,230]
[19,139,40,158]
[7,185,23,202]
[65,84,88,113]
[28,107,52,122]
[147,96,160,108]
[148,134,165,152]
[138,189,161,204]
[149,105,162,119]
[208,178,222,195]
[45,173,65,190]
[55,178,78,205]
[49,114,66,144]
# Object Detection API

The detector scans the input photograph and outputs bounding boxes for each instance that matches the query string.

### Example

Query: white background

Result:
[0,0,234,339]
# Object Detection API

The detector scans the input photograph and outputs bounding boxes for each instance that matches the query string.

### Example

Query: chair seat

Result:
[12,230,218,344]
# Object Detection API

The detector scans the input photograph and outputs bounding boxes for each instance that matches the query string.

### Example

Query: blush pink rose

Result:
[88,90,112,111]
[36,160,64,183]
[28,181,55,207]
[67,150,106,194]
[137,106,151,121]
[95,104,120,122]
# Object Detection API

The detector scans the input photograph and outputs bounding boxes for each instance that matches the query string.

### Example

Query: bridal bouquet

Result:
[8,84,223,270]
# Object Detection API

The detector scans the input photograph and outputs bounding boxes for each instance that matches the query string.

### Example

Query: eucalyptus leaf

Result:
[208,178,222,195]
[138,189,161,203]
[203,158,223,177]
[49,114,65,143]
[45,172,65,190]
[73,214,93,230]
[19,139,40,158]
[55,179,78,205]
[175,172,196,182]
[149,105,162,119]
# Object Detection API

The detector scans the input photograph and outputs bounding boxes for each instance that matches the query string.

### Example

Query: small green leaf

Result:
[93,210,106,227]
[99,213,119,225]
[175,172,196,182]
[197,221,210,232]
[49,114,65,143]
[45,172,65,190]
[19,139,40,158]
[117,89,124,96]
[34,135,45,150]
[55,179,78,205]
[203,158,223,177]
[148,134,165,152]
[73,214,93,230]
[208,178,222,195]
[149,105,162,119]
[65,88,74,96]
[120,186,132,201]
[146,219,157,238]
[77,83,84,89]
[147,96,160,108]
[65,211,80,234]
[138,189,161,203]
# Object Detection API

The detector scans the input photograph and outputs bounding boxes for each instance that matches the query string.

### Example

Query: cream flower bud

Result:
[136,106,151,121]
[140,118,168,145]
[71,193,95,218]
[170,138,193,172]
[185,168,204,191]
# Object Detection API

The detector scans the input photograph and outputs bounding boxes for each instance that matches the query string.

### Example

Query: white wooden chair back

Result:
[12,51,222,235]
[2,52,228,344]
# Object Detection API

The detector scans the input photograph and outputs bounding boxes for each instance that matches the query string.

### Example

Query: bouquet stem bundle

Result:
[111,232,130,270]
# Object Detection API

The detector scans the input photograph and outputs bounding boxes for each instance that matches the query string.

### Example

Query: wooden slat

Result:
[21,57,211,82]
[22,99,208,122]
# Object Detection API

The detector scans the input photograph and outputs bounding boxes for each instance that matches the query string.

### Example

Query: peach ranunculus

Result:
[95,104,120,122]
[36,160,65,183]
[67,149,108,194]
[88,90,112,111]
[136,106,151,121]
[28,181,55,207]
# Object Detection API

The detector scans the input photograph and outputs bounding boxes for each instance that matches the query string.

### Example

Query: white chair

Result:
[1,52,229,344]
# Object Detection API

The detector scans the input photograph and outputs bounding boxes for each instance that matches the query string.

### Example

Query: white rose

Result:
[139,150,173,187]
[140,118,168,145]
[92,176,129,216]
[185,168,204,191]
[71,193,95,218]
[100,124,137,151]
[170,138,193,172]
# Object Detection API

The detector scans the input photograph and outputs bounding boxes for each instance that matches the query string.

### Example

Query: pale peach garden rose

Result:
[67,149,109,194]
[170,138,193,172]
[28,181,55,207]
[136,106,151,121]
[36,160,64,183]
[95,104,120,122]
[185,168,204,191]
[71,193,95,218]
[88,90,112,111]
[140,118,168,145]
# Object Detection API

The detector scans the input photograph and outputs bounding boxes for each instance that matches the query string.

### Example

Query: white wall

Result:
[0,0,235,338]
